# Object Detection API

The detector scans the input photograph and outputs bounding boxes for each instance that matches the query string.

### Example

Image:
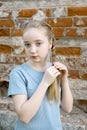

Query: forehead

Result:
[23,28,48,41]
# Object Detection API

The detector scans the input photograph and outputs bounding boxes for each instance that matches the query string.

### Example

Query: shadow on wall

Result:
[0,81,9,97]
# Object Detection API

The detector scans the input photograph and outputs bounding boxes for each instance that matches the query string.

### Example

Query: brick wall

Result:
[0,0,87,104]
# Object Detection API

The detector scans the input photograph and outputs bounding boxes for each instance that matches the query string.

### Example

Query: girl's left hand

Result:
[53,62,68,77]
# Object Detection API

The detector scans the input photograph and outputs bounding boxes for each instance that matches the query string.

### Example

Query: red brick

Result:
[18,9,37,17]
[0,29,10,36]
[81,73,87,80]
[11,28,23,36]
[53,28,64,37]
[46,9,51,17]
[0,45,12,54]
[46,18,72,27]
[66,28,77,37]
[68,7,87,16]
[55,47,81,56]
[0,20,14,27]
[80,59,87,67]
[78,100,87,105]
[74,17,87,27]
[68,69,80,79]
[66,28,87,37]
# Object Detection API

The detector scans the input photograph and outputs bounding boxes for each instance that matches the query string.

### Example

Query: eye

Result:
[24,43,31,48]
[36,42,42,47]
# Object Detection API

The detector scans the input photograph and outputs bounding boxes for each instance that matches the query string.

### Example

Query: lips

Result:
[31,56,38,59]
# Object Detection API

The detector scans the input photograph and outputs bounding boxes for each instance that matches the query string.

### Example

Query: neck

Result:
[27,60,48,72]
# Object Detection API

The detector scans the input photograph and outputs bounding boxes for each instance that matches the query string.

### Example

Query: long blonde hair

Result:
[23,19,60,101]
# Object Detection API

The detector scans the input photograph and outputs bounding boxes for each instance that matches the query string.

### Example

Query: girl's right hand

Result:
[42,66,60,87]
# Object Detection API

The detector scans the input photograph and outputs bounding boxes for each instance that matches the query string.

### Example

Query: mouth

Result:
[31,56,38,59]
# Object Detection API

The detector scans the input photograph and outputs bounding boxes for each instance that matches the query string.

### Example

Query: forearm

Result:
[13,65,60,124]
[18,82,48,124]
[61,75,73,113]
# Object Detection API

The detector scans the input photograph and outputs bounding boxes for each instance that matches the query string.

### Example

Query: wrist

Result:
[40,81,49,90]
[61,73,68,80]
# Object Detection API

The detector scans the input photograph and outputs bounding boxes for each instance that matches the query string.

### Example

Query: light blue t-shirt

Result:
[8,63,62,130]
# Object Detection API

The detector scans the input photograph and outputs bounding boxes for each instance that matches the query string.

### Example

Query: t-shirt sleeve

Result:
[8,68,27,97]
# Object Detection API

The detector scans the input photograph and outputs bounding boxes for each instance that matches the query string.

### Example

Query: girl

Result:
[8,19,73,130]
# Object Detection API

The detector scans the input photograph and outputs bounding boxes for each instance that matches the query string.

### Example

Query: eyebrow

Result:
[24,40,43,44]
[34,40,43,43]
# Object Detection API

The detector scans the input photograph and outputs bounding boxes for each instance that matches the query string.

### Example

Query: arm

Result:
[12,66,60,124]
[54,62,73,113]
[12,82,48,124]
[61,74,73,113]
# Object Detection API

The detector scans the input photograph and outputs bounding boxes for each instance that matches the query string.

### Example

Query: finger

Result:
[49,66,57,73]
[55,71,61,77]
[55,65,66,71]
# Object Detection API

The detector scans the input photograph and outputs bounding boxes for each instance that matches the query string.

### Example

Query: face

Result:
[23,28,52,63]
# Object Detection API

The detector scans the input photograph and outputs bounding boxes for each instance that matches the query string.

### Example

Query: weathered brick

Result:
[11,28,23,36]
[77,100,87,105]
[0,64,14,74]
[66,28,87,37]
[55,47,81,56]
[0,45,12,54]
[0,54,14,64]
[12,45,25,55]
[81,73,87,80]
[75,100,87,112]
[45,9,51,17]
[68,7,87,16]
[83,29,87,37]
[66,57,87,69]
[18,9,37,17]
[46,18,72,27]
[13,56,25,64]
[53,28,64,37]
[0,81,9,96]
[0,20,14,27]
[0,10,11,18]
[68,69,80,79]
[74,17,87,27]
[0,2,2,7]
[0,29,10,36]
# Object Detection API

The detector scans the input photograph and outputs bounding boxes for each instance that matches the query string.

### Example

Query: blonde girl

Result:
[8,19,73,130]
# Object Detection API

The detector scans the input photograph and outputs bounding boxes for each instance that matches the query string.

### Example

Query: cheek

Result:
[40,47,49,55]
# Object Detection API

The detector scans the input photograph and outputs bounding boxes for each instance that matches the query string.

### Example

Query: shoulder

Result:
[10,63,27,79]
[9,63,29,85]
[10,64,23,74]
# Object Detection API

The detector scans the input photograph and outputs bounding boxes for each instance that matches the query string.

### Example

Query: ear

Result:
[49,39,52,49]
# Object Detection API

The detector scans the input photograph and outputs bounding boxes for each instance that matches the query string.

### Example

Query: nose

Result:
[30,44,37,53]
